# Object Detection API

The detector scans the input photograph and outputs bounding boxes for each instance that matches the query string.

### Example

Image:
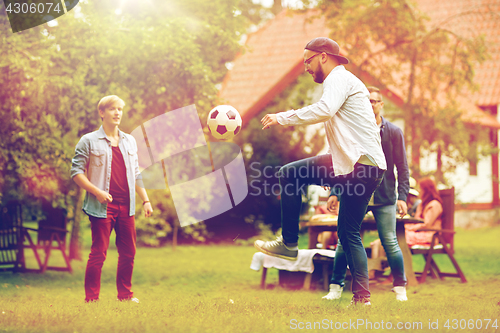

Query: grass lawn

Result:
[1,225,500,333]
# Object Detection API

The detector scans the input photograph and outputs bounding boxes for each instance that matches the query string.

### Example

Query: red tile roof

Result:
[218,10,330,121]
[219,4,500,128]
[415,0,500,107]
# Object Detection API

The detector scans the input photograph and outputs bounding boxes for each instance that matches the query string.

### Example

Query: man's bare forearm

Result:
[135,183,150,202]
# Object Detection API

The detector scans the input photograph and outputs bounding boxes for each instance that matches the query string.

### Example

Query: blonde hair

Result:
[97,95,125,121]
[366,86,383,101]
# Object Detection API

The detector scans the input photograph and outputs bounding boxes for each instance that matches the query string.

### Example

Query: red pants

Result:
[85,202,136,301]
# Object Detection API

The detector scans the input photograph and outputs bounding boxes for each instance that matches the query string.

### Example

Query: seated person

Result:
[367,238,390,280]
[314,204,338,249]
[369,238,385,260]
[407,177,421,217]
[405,177,443,247]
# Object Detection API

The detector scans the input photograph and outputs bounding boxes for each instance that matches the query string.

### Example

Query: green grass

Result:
[1,226,500,333]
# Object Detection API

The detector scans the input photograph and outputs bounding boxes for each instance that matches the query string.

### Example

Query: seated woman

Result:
[313,204,338,249]
[407,177,421,217]
[405,177,443,247]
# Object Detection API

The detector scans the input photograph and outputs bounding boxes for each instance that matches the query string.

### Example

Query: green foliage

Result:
[228,72,325,232]
[196,72,325,241]
[238,73,324,165]
[135,194,173,247]
[313,0,491,179]
[0,15,81,209]
[0,0,273,244]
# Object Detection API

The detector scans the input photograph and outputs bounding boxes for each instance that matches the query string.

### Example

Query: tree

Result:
[208,72,326,238]
[0,0,273,255]
[309,0,490,182]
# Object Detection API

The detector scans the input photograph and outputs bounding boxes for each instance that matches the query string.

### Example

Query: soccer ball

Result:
[207,105,242,140]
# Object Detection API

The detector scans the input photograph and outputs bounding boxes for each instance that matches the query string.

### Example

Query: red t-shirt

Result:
[109,146,130,205]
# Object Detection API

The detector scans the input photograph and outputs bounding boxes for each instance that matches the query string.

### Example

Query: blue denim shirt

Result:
[70,126,140,218]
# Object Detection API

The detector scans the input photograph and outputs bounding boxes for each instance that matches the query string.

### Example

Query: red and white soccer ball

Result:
[207,105,242,140]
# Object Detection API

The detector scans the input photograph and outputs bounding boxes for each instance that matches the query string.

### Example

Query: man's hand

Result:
[327,195,339,215]
[96,189,113,204]
[261,114,278,130]
[397,200,407,217]
[73,174,112,204]
[143,202,153,217]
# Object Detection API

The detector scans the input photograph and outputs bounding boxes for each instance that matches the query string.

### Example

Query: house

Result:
[219,2,500,228]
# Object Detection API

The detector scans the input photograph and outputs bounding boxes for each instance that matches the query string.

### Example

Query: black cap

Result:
[305,37,349,64]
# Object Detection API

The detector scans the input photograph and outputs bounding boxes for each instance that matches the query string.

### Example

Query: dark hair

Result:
[419,177,443,209]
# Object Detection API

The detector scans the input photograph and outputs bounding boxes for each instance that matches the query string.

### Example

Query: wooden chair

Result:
[0,201,42,272]
[0,202,23,272]
[36,205,72,273]
[411,187,467,283]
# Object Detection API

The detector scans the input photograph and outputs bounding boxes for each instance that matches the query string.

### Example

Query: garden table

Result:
[302,215,424,286]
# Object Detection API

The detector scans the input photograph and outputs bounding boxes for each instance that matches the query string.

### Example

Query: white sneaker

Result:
[322,284,343,300]
[118,297,140,303]
[347,297,371,308]
[393,286,408,301]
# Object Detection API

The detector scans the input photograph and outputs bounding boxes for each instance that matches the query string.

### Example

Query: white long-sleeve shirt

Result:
[276,65,387,176]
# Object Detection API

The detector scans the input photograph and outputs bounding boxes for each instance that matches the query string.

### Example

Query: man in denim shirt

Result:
[323,86,410,301]
[71,95,153,303]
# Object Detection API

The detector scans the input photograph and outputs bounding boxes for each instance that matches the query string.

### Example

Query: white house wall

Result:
[420,150,493,204]
[305,85,498,208]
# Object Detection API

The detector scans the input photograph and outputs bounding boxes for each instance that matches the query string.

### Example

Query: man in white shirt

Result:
[254,37,387,305]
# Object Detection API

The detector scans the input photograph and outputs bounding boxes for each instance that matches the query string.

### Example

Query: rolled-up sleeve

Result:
[70,136,89,179]
[133,138,142,181]
[393,127,410,202]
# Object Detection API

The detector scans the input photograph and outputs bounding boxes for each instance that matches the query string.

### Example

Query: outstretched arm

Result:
[261,76,348,129]
[261,114,278,130]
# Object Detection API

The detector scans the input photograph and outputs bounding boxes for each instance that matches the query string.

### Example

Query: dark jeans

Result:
[279,154,384,299]
[85,202,136,301]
